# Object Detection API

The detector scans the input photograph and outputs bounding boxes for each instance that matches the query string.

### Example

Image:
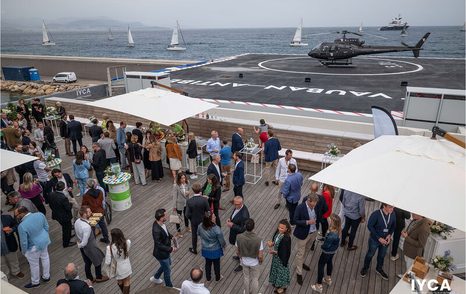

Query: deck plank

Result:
[4,136,404,294]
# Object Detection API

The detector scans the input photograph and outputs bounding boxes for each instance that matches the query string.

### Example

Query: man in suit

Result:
[227,196,250,272]
[231,127,244,154]
[232,152,245,198]
[88,119,103,143]
[281,164,303,225]
[57,263,94,293]
[207,154,224,186]
[92,143,107,190]
[31,98,45,123]
[48,182,75,248]
[263,130,281,186]
[401,213,431,275]
[67,115,83,155]
[1,212,25,279]
[59,115,72,156]
[185,183,210,255]
[293,193,327,285]
[150,209,176,288]
[15,206,51,289]
[1,112,11,128]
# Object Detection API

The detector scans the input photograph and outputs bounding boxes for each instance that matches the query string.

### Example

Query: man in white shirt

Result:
[274,149,298,210]
[33,122,45,149]
[180,267,210,294]
[206,130,221,160]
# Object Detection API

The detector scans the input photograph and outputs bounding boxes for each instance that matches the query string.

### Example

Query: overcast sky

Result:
[1,0,464,28]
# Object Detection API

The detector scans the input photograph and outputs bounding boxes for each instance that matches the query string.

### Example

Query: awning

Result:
[88,88,218,126]
[310,135,466,231]
[1,149,37,172]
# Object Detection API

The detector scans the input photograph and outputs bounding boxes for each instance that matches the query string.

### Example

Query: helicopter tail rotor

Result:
[411,32,431,57]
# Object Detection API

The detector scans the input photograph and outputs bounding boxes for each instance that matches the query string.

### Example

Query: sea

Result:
[1,26,465,61]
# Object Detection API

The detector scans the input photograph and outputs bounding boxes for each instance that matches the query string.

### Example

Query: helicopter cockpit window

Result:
[330,45,336,51]
[312,43,322,50]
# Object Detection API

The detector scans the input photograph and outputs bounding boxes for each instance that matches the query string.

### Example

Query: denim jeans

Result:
[76,178,87,196]
[363,237,388,271]
[317,253,334,284]
[154,257,172,287]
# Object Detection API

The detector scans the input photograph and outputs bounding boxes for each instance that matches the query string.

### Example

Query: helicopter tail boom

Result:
[411,32,431,57]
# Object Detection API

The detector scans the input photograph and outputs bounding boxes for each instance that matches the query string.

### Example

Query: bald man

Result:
[55,283,70,294]
[180,267,210,294]
[56,263,94,294]
[231,128,245,154]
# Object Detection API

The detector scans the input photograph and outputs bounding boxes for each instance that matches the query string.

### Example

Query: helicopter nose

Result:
[308,50,318,58]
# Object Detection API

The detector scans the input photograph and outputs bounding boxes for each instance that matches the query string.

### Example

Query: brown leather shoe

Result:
[95,276,109,283]
[15,272,25,279]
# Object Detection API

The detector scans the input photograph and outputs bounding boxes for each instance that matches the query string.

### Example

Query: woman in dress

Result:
[105,228,132,294]
[18,172,46,215]
[172,172,190,237]
[145,134,163,181]
[320,184,335,238]
[311,214,341,293]
[268,219,292,294]
[126,134,146,186]
[198,213,226,282]
[202,174,221,227]
[165,135,182,183]
[73,151,91,196]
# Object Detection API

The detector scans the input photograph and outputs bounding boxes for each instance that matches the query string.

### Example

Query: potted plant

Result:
[432,250,456,284]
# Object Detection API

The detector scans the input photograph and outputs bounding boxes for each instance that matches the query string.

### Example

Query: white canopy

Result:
[310,135,466,232]
[1,149,37,172]
[88,88,218,126]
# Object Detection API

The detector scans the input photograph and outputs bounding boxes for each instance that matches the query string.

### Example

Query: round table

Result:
[103,172,132,211]
[46,158,62,169]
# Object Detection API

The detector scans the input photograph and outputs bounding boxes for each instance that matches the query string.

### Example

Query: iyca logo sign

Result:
[412,278,451,292]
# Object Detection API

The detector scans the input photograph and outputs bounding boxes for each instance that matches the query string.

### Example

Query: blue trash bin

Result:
[29,68,41,81]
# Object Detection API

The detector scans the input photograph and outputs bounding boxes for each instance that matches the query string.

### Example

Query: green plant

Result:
[431,221,454,240]
[432,251,455,272]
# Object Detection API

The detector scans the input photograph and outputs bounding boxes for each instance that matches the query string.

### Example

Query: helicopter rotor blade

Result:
[362,32,388,40]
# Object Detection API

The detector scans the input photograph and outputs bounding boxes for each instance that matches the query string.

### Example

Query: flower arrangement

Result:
[104,166,115,177]
[244,138,257,149]
[431,221,455,240]
[171,123,186,142]
[432,251,456,272]
[327,143,340,156]
[149,122,166,140]
[46,106,58,117]
[88,116,96,123]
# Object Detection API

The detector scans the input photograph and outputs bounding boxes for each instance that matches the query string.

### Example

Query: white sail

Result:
[290,18,307,47]
[292,20,302,43]
[128,27,134,47]
[42,21,55,46]
[358,23,363,32]
[170,27,179,46]
[108,28,114,40]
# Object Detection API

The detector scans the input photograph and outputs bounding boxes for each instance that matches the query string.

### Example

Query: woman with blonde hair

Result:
[311,214,341,293]
[18,172,46,215]
[126,134,146,185]
[165,135,182,183]
[145,134,163,181]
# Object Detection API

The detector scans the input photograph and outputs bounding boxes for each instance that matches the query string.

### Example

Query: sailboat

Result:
[289,19,308,47]
[127,27,135,47]
[461,22,466,32]
[400,24,408,37]
[108,28,114,41]
[358,23,363,33]
[42,21,55,46]
[167,21,186,51]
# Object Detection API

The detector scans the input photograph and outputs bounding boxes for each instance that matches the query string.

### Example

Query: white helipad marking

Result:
[258,57,424,76]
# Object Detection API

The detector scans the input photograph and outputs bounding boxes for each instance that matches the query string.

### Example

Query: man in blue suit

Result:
[231,128,244,154]
[232,152,245,198]
[293,193,327,286]
[67,114,83,155]
[15,206,51,289]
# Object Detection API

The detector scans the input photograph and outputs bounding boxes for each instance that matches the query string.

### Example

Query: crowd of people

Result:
[1,106,434,294]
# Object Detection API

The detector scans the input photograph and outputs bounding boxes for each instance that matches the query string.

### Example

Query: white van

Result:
[53,72,77,83]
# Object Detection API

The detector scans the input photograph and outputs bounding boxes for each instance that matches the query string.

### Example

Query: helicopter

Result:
[308,31,430,66]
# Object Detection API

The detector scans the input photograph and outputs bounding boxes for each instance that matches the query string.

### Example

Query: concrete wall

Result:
[1,54,192,81]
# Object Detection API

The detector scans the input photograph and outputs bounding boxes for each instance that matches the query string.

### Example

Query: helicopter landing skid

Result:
[320,59,354,67]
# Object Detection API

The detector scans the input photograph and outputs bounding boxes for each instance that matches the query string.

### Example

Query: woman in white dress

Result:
[105,228,132,293]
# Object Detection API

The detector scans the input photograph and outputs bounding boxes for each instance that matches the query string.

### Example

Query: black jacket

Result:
[1,214,18,253]
[48,173,74,197]
[59,119,69,138]
[132,128,144,145]
[186,195,210,226]
[92,149,107,172]
[272,231,291,267]
[127,143,143,163]
[152,222,173,260]
[57,279,95,294]
[89,125,103,143]
[231,133,244,154]
[394,207,411,231]
[31,103,45,121]
[48,191,72,223]
[67,120,83,140]
[228,205,250,245]
[187,139,198,159]
[207,162,224,185]
[202,182,221,205]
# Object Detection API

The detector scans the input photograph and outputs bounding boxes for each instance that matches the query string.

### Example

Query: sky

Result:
[1,0,465,28]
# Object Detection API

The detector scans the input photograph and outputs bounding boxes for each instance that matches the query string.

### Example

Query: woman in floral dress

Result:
[268,219,292,293]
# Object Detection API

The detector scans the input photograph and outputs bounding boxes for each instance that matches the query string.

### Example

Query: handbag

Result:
[104,245,117,279]
[169,212,181,224]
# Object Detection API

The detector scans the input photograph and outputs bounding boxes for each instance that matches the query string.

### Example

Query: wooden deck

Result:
[5,136,405,294]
